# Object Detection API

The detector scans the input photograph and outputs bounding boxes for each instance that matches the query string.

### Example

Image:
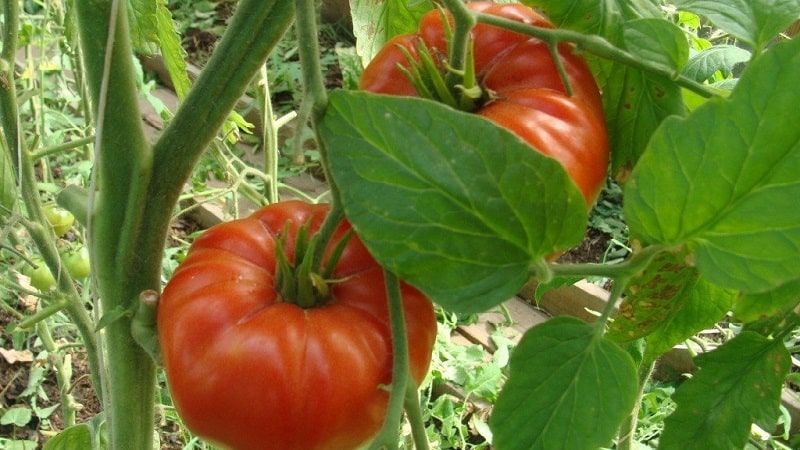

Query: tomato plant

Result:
[157,201,437,450]
[359,2,609,205]
[4,0,800,449]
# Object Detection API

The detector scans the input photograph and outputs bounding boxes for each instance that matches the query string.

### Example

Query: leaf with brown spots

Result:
[606,251,735,360]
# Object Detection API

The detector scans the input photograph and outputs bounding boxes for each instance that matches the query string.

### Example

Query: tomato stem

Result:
[547,42,575,97]
[404,378,431,450]
[291,0,329,165]
[474,13,718,99]
[367,270,417,450]
[438,0,476,85]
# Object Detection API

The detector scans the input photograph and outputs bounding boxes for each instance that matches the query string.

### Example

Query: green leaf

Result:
[491,317,638,450]
[659,332,790,450]
[607,252,735,360]
[623,18,689,73]
[527,0,685,174]
[683,45,751,83]
[351,0,435,66]
[43,424,92,450]
[1,407,32,427]
[320,91,587,313]
[733,277,800,323]
[625,37,800,293]
[671,0,800,51]
[128,0,191,99]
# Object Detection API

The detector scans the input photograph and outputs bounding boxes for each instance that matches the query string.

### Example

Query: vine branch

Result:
[474,13,718,99]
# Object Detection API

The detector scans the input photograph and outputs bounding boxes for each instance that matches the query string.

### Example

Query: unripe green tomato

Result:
[62,246,91,279]
[24,260,56,291]
[43,203,75,236]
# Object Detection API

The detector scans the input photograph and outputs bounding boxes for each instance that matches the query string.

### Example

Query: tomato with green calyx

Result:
[24,259,56,291]
[62,246,90,279]
[157,201,437,450]
[359,2,609,206]
[43,203,75,236]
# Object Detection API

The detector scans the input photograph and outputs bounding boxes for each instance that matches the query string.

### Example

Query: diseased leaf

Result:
[491,317,638,450]
[659,332,790,450]
[320,91,587,313]
[625,37,800,293]
[607,252,735,360]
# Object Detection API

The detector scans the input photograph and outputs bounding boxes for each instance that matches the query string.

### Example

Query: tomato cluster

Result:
[360,2,609,205]
[157,201,437,450]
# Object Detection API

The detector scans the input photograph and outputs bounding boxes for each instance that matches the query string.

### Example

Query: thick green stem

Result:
[438,0,476,77]
[368,270,414,450]
[73,0,157,447]
[1,0,20,170]
[474,13,717,99]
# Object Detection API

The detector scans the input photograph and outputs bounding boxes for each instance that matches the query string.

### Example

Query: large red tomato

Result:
[158,201,437,450]
[359,2,609,205]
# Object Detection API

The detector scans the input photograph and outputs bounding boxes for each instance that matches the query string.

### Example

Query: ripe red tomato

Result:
[359,2,609,205]
[157,201,437,450]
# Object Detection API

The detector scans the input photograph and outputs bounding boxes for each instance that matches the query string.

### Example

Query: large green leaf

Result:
[607,252,735,360]
[491,317,638,450]
[625,37,800,294]
[320,91,587,313]
[526,0,685,174]
[350,0,435,66]
[672,0,800,51]
[659,332,790,450]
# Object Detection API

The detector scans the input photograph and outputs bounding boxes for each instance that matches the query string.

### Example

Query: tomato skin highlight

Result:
[158,201,436,450]
[360,2,609,206]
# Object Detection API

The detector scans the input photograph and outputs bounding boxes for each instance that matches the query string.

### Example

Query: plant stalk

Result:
[368,270,415,449]
[474,13,717,99]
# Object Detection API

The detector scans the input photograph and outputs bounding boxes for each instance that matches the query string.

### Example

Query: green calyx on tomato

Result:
[157,201,437,450]
[43,203,75,236]
[359,2,609,206]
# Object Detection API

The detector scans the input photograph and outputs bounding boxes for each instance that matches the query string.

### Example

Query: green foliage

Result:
[671,0,800,52]
[492,317,638,450]
[625,37,800,294]
[320,92,586,313]
[659,332,791,449]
